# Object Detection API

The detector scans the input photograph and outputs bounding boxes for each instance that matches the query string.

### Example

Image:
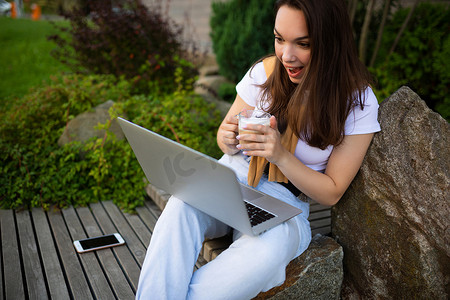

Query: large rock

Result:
[254,234,343,300]
[58,100,125,146]
[332,86,450,299]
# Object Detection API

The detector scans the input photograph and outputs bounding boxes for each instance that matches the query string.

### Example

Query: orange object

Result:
[31,3,41,20]
[11,2,16,18]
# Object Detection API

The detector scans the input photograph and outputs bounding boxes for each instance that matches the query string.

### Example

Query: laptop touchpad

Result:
[240,184,267,202]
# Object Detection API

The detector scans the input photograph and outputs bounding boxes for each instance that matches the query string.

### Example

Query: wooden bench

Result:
[0,189,333,299]
[0,200,163,299]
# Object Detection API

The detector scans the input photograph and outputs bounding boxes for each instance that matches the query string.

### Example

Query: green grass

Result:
[0,17,70,107]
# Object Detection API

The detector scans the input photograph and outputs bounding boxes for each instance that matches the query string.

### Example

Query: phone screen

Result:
[79,234,120,250]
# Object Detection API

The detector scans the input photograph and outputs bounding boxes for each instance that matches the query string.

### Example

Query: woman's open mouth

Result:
[286,66,303,78]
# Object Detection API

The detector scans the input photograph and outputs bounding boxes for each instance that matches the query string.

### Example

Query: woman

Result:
[136,0,380,299]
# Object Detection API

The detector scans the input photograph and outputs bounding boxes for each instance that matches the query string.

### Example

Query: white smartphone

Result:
[73,233,125,253]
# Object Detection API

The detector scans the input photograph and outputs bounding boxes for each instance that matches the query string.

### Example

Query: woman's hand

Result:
[217,95,254,155]
[217,114,240,155]
[236,116,289,164]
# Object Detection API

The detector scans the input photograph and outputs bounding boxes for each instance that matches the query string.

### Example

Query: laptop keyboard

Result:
[244,201,276,227]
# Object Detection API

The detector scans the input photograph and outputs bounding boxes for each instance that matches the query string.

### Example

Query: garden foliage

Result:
[1,0,221,211]
[0,74,222,211]
[210,0,276,83]
[48,0,200,94]
[370,2,450,120]
[210,1,449,120]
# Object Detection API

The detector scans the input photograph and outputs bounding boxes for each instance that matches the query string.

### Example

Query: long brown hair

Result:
[259,0,373,150]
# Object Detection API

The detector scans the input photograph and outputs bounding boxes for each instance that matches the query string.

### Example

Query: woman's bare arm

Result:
[239,118,374,206]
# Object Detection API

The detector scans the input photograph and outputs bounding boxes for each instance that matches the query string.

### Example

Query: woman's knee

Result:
[234,220,300,265]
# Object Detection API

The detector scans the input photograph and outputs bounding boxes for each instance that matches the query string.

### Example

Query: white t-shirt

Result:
[236,61,381,172]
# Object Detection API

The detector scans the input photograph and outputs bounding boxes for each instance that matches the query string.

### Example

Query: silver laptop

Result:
[117,117,302,236]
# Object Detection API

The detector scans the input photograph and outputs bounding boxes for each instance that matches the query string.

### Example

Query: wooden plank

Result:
[202,235,232,262]
[32,207,71,300]
[0,210,25,300]
[144,198,163,219]
[61,206,115,300]
[123,210,152,247]
[145,184,169,213]
[308,200,331,236]
[15,210,48,299]
[135,204,158,233]
[101,201,147,266]
[211,249,226,260]
[76,206,135,299]
[309,209,331,221]
[47,208,94,300]
[309,202,332,213]
[89,202,142,290]
[310,217,332,229]
[195,255,207,269]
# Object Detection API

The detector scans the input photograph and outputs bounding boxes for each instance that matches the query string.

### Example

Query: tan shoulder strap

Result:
[262,56,277,79]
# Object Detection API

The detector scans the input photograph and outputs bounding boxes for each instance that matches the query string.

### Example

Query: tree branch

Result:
[370,0,392,68]
[359,0,376,65]
[387,0,420,59]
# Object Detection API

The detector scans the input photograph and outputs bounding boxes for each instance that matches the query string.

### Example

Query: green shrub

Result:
[48,0,201,94]
[0,74,222,211]
[218,82,237,103]
[210,0,276,82]
[371,3,450,120]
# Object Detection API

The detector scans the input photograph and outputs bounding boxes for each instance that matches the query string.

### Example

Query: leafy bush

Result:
[48,0,201,94]
[370,3,450,120]
[0,74,222,211]
[210,1,449,121]
[210,0,276,82]
[218,82,237,103]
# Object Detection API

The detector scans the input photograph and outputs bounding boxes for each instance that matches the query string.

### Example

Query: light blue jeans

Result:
[136,154,311,300]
